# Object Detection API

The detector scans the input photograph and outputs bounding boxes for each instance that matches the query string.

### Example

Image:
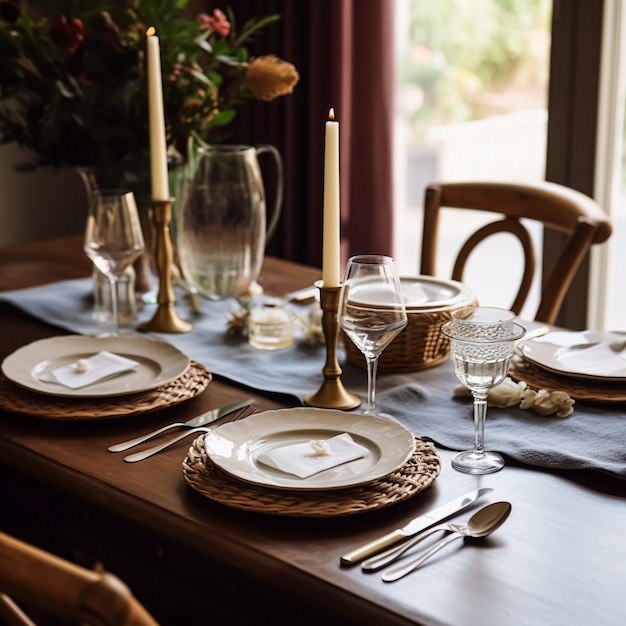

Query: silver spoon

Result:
[381,501,512,582]
[365,500,513,573]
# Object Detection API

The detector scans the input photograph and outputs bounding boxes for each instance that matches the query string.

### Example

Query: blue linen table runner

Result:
[1,278,624,480]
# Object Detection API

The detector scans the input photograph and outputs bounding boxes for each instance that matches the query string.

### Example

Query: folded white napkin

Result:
[40,351,139,389]
[257,433,369,479]
[399,282,430,306]
[557,342,626,376]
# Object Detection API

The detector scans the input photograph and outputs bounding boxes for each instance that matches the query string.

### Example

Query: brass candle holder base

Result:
[139,199,192,334]
[305,281,361,410]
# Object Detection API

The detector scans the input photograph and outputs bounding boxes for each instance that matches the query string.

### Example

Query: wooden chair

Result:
[0,530,158,626]
[420,180,612,324]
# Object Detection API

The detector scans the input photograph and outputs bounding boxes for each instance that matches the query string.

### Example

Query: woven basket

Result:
[344,278,477,373]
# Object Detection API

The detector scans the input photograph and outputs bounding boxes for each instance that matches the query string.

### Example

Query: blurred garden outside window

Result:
[394,0,626,331]
[393,0,552,321]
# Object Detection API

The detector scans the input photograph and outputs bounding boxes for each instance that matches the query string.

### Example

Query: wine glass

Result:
[339,255,407,414]
[84,190,145,336]
[441,306,525,474]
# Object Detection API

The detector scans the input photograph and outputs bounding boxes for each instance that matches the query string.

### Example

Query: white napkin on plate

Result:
[40,351,139,389]
[557,342,626,376]
[257,433,369,479]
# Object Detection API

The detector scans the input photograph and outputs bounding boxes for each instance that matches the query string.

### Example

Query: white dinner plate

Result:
[204,407,416,491]
[1,335,190,397]
[349,276,474,310]
[400,276,474,310]
[519,330,626,381]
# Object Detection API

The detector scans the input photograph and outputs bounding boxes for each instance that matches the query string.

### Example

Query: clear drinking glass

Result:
[84,190,144,336]
[248,304,295,350]
[339,255,407,413]
[441,306,525,474]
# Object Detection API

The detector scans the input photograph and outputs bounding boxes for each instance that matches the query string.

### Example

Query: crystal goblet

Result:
[441,306,525,474]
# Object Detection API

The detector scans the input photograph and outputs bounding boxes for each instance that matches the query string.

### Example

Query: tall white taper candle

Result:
[146,27,170,201]
[322,108,340,287]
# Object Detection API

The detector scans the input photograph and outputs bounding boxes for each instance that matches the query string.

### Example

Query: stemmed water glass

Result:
[339,255,407,414]
[84,190,145,336]
[441,306,525,474]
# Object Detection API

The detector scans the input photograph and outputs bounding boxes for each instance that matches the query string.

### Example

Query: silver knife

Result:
[339,487,494,566]
[107,398,254,453]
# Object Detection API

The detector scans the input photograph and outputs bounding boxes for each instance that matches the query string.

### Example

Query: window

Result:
[394,0,552,319]
[592,0,626,330]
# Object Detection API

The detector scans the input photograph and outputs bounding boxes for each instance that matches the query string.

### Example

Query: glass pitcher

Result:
[175,144,283,300]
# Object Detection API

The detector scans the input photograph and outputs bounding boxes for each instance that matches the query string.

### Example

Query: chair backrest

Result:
[0,530,159,626]
[420,181,612,324]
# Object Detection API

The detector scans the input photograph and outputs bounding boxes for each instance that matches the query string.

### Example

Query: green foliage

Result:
[402,0,551,128]
[0,0,284,193]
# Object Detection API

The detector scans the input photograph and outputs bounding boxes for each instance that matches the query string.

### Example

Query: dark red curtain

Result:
[196,0,395,268]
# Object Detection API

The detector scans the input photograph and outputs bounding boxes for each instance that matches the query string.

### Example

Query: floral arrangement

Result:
[0,0,299,193]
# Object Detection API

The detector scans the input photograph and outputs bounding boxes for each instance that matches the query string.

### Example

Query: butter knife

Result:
[107,398,254,453]
[339,487,494,566]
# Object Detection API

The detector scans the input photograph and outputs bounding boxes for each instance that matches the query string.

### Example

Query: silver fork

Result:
[361,523,454,572]
[108,398,254,453]
[123,405,256,463]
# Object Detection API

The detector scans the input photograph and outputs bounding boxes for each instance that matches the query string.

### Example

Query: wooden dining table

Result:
[0,235,624,626]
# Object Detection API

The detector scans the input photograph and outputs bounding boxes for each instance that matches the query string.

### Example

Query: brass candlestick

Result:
[305,280,361,410]
[139,199,192,334]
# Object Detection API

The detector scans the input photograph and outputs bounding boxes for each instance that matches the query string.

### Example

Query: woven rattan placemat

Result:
[183,435,441,517]
[510,356,626,403]
[0,361,211,420]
